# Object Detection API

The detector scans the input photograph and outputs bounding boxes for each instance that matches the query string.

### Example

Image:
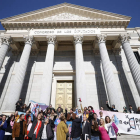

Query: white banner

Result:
[30,28,101,36]
[95,110,140,135]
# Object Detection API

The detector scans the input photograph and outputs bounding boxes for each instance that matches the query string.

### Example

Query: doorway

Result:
[55,81,74,112]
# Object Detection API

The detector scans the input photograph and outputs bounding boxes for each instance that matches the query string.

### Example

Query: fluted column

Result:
[40,36,56,105]
[119,34,140,106]
[74,35,87,107]
[96,35,121,109]
[6,36,34,111]
[0,36,11,70]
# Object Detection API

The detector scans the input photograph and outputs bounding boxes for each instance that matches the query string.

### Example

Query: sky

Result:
[0,0,140,30]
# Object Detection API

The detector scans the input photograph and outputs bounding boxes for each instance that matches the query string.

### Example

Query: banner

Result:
[29,100,48,115]
[95,110,140,135]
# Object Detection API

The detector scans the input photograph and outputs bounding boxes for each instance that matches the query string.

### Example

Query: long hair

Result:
[100,118,105,128]
[105,116,111,124]
[91,119,99,131]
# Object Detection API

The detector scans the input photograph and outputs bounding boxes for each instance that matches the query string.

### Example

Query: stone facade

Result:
[0,3,140,113]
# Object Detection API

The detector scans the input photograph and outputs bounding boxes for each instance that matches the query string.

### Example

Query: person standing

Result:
[4,115,15,140]
[93,113,100,125]
[0,115,7,140]
[136,107,140,114]
[91,120,100,140]
[99,111,105,120]
[82,115,91,140]
[14,111,20,122]
[56,116,70,140]
[41,117,55,140]
[129,105,135,113]
[28,113,44,140]
[99,118,110,140]
[12,114,27,140]
[25,117,32,140]
[66,108,76,121]
[105,116,118,140]
[106,101,118,112]
[71,115,82,140]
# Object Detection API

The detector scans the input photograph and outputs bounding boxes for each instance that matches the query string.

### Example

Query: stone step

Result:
[117,134,140,140]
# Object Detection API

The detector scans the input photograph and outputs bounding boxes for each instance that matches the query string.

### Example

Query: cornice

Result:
[0,3,131,30]
[0,3,131,22]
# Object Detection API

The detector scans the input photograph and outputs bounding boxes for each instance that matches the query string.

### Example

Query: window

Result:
[134,52,140,64]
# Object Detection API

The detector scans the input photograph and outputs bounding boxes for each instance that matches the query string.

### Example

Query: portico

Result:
[0,3,140,113]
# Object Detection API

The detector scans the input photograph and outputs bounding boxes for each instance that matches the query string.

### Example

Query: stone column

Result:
[96,35,121,109]
[40,36,56,105]
[74,35,87,108]
[0,36,11,70]
[119,34,140,101]
[6,36,33,111]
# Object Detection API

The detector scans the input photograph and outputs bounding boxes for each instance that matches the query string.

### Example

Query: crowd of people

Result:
[0,98,140,140]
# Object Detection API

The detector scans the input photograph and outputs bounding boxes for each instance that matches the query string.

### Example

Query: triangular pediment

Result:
[0,3,131,29]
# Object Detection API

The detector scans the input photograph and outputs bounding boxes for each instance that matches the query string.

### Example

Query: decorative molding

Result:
[23,35,34,45]
[0,36,12,45]
[46,35,56,45]
[96,34,107,43]
[36,13,94,21]
[118,34,131,44]
[74,35,83,45]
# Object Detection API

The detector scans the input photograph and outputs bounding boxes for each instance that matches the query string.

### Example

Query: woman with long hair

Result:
[99,118,110,140]
[28,113,44,140]
[25,117,32,140]
[4,115,15,140]
[105,116,118,140]
[91,120,100,140]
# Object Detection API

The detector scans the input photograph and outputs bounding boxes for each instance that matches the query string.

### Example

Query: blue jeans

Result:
[91,136,100,140]
[72,137,81,140]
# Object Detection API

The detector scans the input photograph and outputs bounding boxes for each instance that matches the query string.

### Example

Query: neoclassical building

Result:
[0,3,140,113]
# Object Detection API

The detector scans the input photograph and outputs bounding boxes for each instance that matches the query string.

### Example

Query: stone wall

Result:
[0,49,139,112]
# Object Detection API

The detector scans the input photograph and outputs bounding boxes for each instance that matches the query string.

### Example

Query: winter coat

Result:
[28,119,43,139]
[12,120,27,138]
[56,121,69,140]
[71,117,82,138]
[0,121,7,140]
[41,120,55,140]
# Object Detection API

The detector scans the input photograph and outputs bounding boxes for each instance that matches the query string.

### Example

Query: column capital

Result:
[74,35,83,45]
[96,34,107,43]
[118,34,131,44]
[23,35,34,45]
[46,35,56,45]
[0,36,12,45]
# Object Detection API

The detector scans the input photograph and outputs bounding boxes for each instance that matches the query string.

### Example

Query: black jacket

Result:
[71,116,82,138]
[5,117,13,133]
[28,119,44,139]
[106,104,118,112]
[41,120,55,140]
[82,121,91,140]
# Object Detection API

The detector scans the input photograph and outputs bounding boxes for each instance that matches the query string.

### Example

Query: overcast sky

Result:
[0,0,140,30]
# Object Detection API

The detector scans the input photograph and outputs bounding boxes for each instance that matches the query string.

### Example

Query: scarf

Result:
[10,121,14,129]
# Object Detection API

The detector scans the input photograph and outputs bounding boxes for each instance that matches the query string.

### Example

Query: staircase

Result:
[117,134,140,140]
